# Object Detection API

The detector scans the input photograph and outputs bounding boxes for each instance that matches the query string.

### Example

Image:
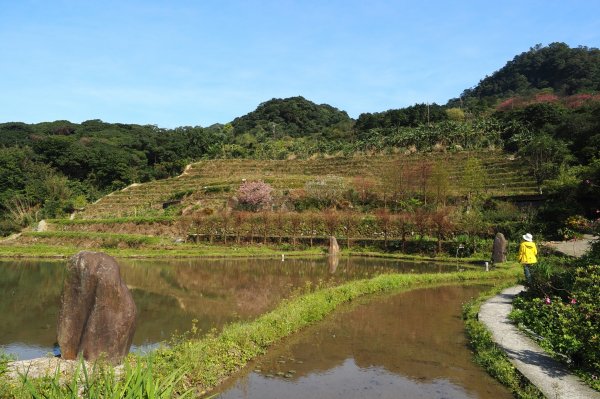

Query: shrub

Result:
[304,176,347,208]
[0,219,21,236]
[512,265,600,377]
[100,238,120,249]
[352,176,377,205]
[203,185,230,194]
[583,238,600,265]
[168,189,195,201]
[0,350,12,376]
[525,259,575,299]
[565,215,592,233]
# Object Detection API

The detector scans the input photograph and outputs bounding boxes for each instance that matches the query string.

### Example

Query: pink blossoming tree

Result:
[236,180,273,211]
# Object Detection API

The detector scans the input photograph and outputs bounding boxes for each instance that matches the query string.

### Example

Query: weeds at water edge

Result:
[7,356,195,399]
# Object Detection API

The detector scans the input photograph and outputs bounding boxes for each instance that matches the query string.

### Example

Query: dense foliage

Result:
[495,95,600,163]
[355,103,448,131]
[231,96,353,140]
[0,121,223,232]
[509,228,600,388]
[511,262,600,386]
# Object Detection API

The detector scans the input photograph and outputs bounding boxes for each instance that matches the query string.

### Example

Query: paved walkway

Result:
[544,234,596,258]
[479,285,600,398]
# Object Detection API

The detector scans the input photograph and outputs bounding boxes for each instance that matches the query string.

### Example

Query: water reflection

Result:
[327,255,339,274]
[215,285,512,399]
[0,257,466,360]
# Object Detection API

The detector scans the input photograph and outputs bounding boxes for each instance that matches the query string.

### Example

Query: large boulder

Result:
[57,251,137,364]
[492,233,508,264]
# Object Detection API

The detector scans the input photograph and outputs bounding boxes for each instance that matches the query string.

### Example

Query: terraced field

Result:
[0,152,537,253]
[78,152,537,220]
[0,152,540,253]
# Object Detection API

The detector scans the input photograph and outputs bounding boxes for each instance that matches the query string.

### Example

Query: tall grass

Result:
[21,231,164,249]
[9,357,194,399]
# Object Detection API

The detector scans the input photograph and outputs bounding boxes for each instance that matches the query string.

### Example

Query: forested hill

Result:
[231,96,354,140]
[454,42,600,108]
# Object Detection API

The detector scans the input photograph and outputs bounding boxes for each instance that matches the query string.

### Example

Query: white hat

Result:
[523,233,533,242]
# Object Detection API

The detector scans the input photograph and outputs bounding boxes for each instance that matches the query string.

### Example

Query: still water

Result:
[215,285,512,399]
[0,256,463,360]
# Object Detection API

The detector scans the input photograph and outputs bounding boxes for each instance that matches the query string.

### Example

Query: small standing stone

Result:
[57,251,137,364]
[492,233,508,264]
[36,220,47,232]
[328,236,340,256]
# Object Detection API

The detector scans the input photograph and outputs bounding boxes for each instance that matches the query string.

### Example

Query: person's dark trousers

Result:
[523,264,532,283]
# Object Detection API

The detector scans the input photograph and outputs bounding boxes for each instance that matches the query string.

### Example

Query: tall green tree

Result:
[519,133,573,191]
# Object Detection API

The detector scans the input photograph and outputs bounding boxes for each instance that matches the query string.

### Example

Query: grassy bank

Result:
[347,248,489,264]
[0,242,325,259]
[0,240,489,263]
[463,285,544,399]
[1,264,522,398]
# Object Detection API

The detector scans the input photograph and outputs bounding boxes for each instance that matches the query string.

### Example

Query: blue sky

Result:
[1,1,599,128]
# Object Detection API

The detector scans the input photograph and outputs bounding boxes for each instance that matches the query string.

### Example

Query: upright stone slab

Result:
[36,220,47,232]
[492,233,508,264]
[328,236,340,256]
[57,251,137,364]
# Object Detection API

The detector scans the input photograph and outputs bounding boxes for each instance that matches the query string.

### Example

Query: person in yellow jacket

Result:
[518,233,538,283]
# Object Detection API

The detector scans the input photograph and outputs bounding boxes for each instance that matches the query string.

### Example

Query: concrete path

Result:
[479,285,599,398]
[544,234,596,258]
